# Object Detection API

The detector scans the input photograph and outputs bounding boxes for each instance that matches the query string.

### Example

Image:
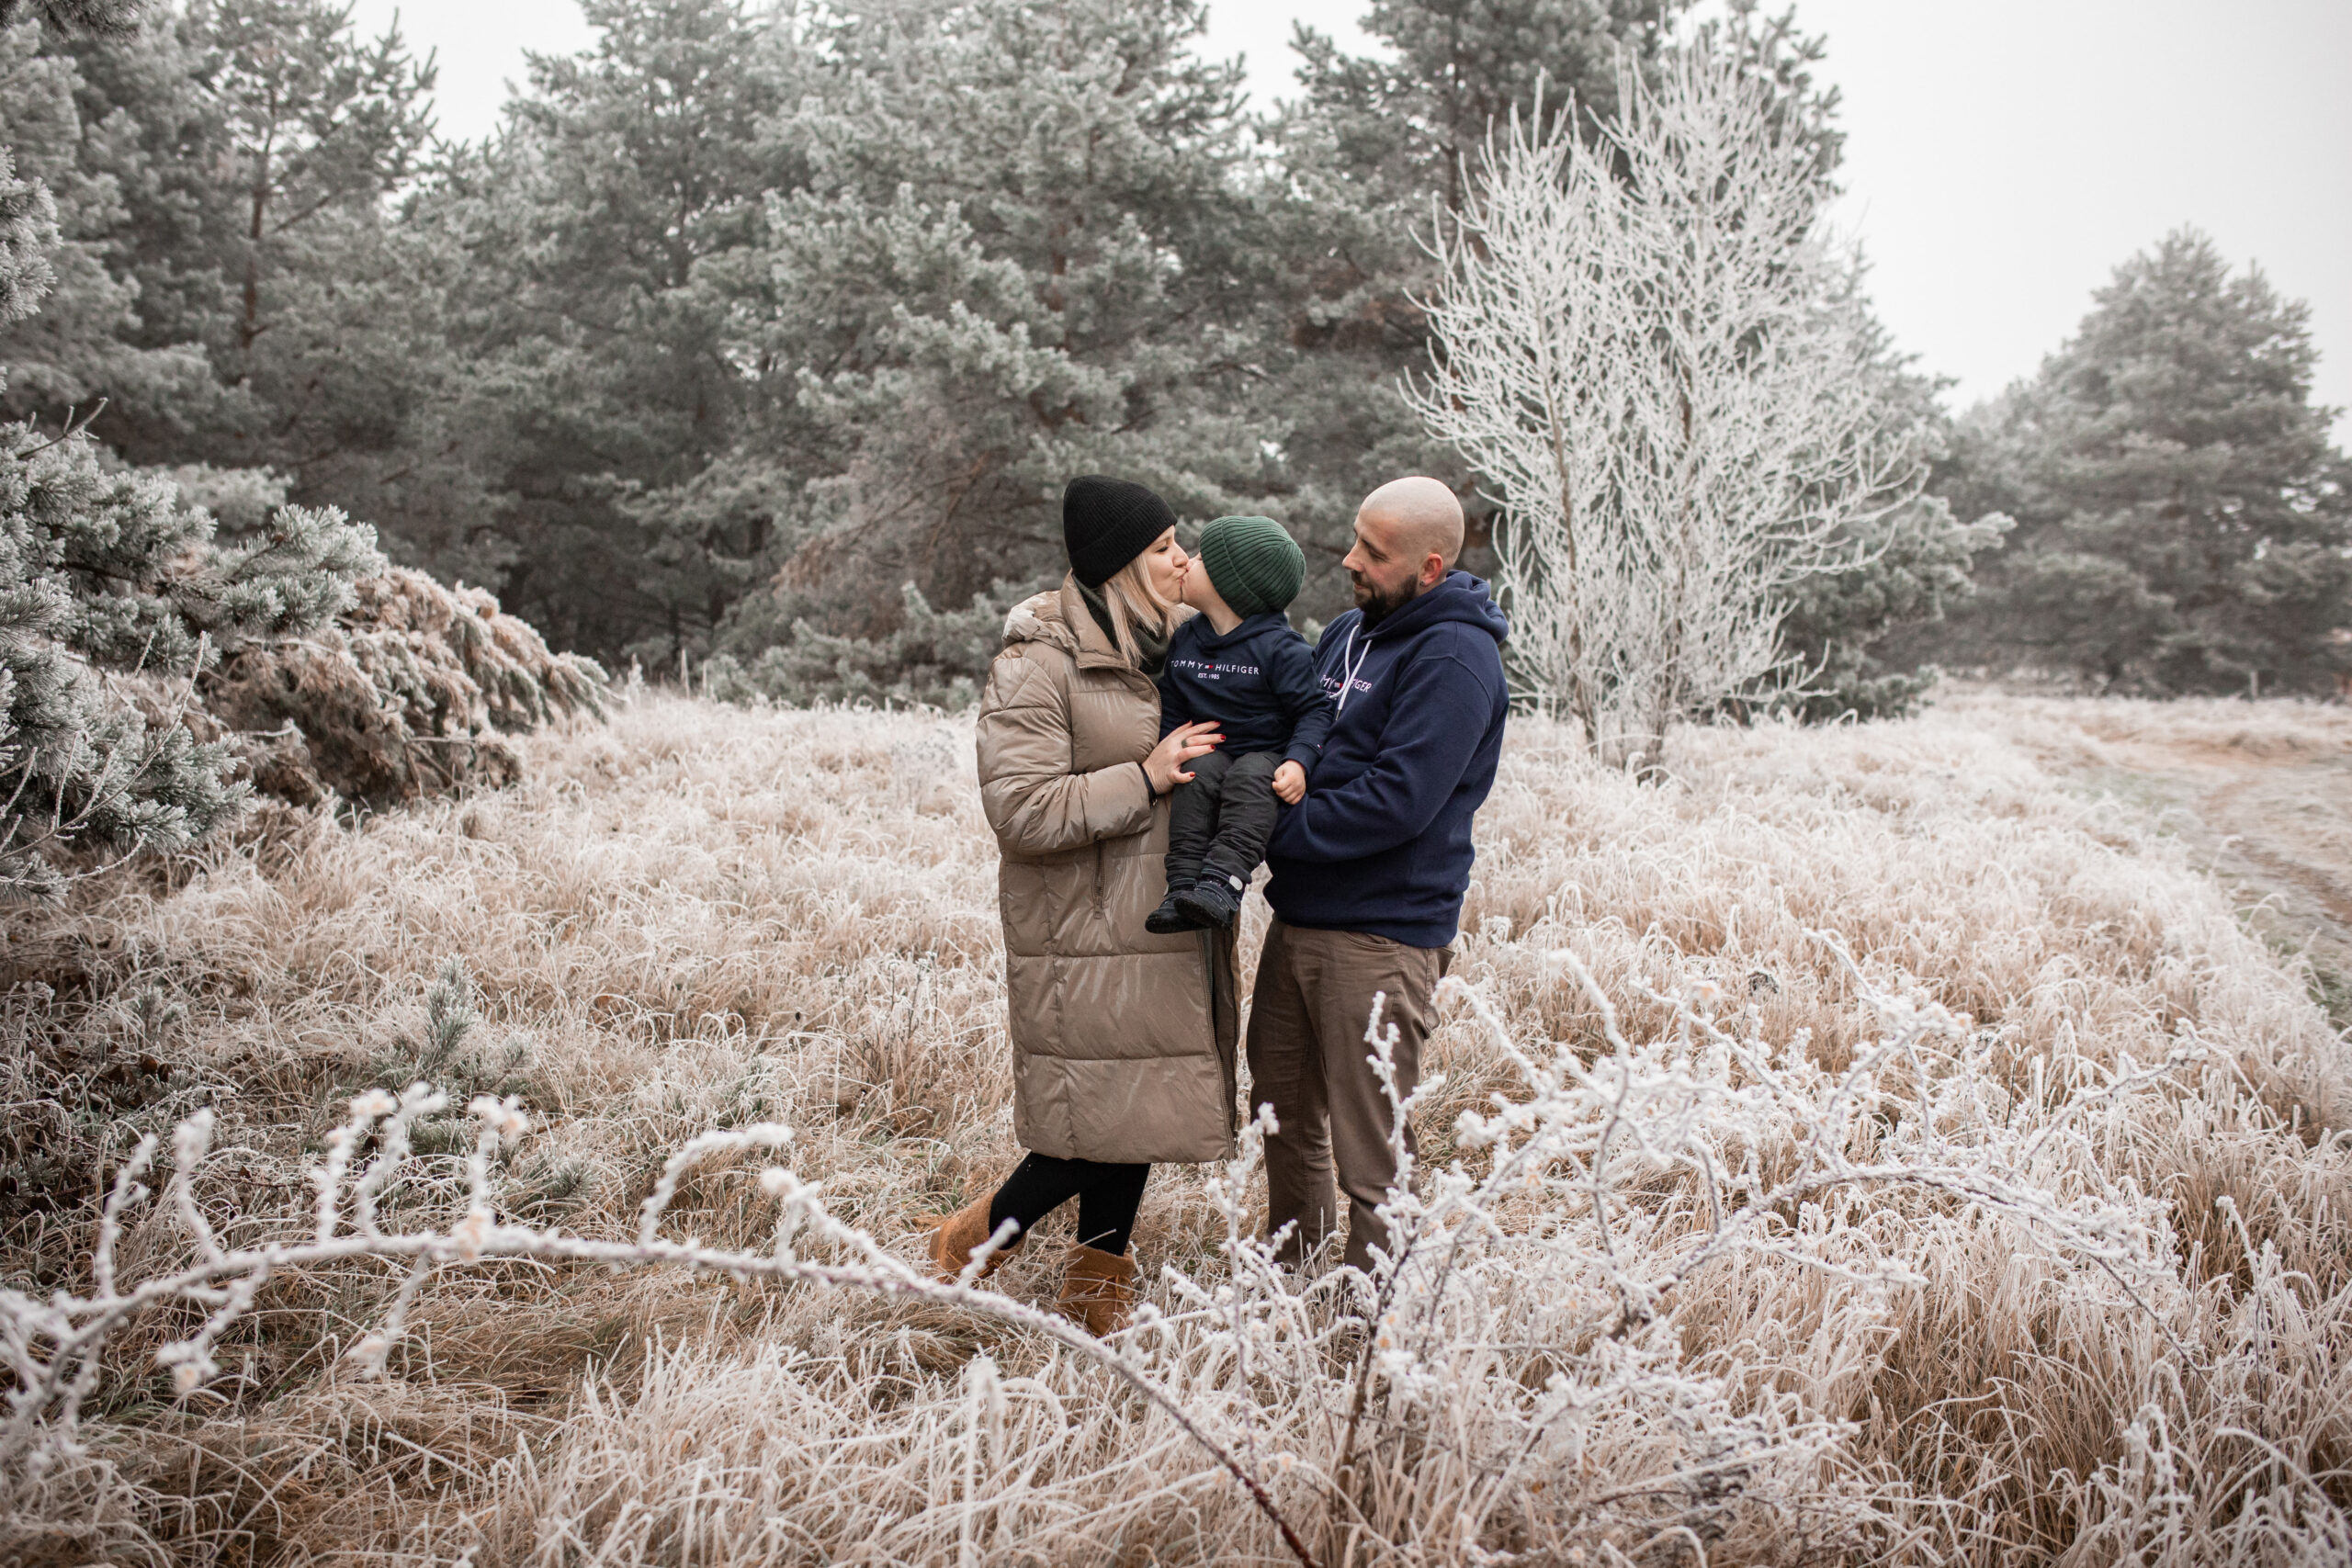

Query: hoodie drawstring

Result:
[1336,623,1373,714]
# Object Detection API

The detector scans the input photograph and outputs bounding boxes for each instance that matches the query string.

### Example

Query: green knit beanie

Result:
[1197,514,1305,617]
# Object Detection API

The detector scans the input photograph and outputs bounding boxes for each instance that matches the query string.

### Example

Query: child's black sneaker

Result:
[1145,890,1205,935]
[1170,870,1245,931]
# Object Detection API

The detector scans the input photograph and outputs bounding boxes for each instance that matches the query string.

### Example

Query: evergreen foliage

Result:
[207,565,608,807]
[0,145,57,325]
[0,0,605,895]
[1766,311,2011,721]
[414,0,789,649]
[704,0,1275,657]
[704,581,1028,711]
[0,3,441,488]
[1935,230,2352,695]
[0,414,379,897]
[0,0,140,34]
[140,464,605,808]
[0,0,2330,718]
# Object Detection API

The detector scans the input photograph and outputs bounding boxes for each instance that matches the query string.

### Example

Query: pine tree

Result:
[2,50,388,895]
[1769,307,2010,720]
[1940,230,2352,695]
[0,3,444,485]
[703,0,1278,672]
[0,145,55,325]
[1289,0,1679,215]
[410,0,793,660]
[0,9,241,462]
[193,0,434,363]
[0,15,212,429]
[0,0,140,34]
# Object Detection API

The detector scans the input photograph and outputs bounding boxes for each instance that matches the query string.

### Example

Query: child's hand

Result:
[1272,760,1306,804]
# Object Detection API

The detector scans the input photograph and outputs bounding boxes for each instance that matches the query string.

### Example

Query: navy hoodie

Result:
[1157,610,1334,767]
[1263,571,1510,948]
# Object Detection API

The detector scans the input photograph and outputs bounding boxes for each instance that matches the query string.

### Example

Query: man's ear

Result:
[1420,553,1447,588]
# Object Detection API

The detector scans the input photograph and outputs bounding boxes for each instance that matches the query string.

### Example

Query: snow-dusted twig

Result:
[4,942,2201,1563]
[6,1087,1327,1566]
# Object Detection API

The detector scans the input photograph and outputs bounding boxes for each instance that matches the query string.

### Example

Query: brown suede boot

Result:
[925,1191,1022,1282]
[1057,1244,1138,1337]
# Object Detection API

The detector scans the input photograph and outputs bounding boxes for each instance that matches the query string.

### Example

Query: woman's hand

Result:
[1145,721,1223,795]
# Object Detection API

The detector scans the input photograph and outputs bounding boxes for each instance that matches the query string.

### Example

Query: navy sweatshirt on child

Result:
[1156,610,1333,764]
[1144,609,1336,934]
[1263,571,1510,949]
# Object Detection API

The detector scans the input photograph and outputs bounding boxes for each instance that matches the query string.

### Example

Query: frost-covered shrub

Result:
[0,111,596,893]
[0,420,379,898]
[204,565,606,808]
[0,420,601,891]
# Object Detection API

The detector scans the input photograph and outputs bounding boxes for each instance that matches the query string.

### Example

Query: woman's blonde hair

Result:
[1096,552,1182,664]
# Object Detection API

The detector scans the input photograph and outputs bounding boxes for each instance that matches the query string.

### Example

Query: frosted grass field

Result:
[4,691,2348,1564]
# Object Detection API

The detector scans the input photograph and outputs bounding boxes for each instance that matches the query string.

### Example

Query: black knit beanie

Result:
[1062,475,1177,588]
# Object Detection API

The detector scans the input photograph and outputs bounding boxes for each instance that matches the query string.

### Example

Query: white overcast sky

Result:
[354,0,2352,437]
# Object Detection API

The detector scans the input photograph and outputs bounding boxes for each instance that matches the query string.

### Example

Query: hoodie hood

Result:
[1353,570,1510,646]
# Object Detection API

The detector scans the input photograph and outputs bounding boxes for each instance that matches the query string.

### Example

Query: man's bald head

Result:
[1357,476,1465,570]
[1342,477,1464,625]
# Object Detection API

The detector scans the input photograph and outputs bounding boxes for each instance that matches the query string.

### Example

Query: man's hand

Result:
[1272,760,1306,805]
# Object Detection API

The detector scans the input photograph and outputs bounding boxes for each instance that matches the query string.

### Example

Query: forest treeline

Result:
[3,0,2346,710]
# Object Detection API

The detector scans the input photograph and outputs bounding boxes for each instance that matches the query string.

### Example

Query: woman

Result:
[929,475,1238,1336]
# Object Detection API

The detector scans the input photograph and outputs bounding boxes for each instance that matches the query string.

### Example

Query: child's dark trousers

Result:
[1164,749,1283,892]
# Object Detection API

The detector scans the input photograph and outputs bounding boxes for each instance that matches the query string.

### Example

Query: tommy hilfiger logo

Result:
[1170,657,1262,682]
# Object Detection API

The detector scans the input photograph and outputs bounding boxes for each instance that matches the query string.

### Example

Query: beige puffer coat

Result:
[975,577,1238,1165]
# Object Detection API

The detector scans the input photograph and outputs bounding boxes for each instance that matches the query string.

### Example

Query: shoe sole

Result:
[1170,892,1238,931]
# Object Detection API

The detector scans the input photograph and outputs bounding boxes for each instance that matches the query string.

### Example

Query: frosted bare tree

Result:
[1409,44,1924,772]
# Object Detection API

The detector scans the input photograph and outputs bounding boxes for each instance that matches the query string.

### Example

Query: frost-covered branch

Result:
[0,1083,1326,1566]
[1,944,2199,1560]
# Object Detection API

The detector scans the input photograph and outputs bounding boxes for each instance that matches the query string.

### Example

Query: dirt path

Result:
[1984,698,2352,1021]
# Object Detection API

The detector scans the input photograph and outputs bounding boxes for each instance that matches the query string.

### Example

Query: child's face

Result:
[1180,562,1230,617]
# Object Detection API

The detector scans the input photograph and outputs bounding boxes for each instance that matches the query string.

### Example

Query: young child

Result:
[1147,514,1333,933]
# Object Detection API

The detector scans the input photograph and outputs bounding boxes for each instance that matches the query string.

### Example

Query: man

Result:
[1250,476,1510,1272]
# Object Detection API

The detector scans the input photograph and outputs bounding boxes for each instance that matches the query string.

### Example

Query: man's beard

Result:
[1351,572,1415,629]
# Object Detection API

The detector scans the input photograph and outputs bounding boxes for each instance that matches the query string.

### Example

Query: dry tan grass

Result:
[1938,688,2352,1019]
[3,691,2348,1564]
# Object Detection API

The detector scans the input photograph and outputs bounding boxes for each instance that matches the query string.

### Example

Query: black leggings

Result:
[988,1153,1150,1256]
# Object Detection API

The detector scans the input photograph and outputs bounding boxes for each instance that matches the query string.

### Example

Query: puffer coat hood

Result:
[975,575,1238,1165]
